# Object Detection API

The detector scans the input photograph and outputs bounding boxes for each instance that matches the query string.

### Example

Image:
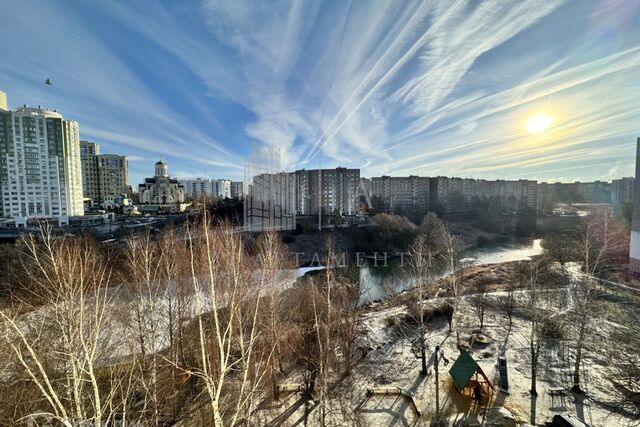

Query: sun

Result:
[525,112,553,133]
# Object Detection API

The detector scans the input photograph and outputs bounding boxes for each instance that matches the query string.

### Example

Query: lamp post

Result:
[434,345,449,421]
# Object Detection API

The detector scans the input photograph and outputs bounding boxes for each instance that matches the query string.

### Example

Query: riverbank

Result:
[363,256,563,312]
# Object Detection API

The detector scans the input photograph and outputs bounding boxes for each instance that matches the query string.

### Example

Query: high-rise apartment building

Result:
[370,175,430,218]
[245,171,296,231]
[0,95,83,226]
[293,167,360,216]
[182,178,215,198]
[611,177,634,207]
[230,181,244,198]
[80,141,128,206]
[216,179,231,199]
[181,178,233,199]
[429,177,537,213]
[97,154,128,201]
[80,140,100,203]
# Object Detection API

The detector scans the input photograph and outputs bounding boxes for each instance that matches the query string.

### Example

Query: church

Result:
[138,160,186,207]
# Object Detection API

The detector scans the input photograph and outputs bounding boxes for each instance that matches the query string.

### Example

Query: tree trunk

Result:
[530,362,537,395]
[572,310,587,393]
[420,324,427,375]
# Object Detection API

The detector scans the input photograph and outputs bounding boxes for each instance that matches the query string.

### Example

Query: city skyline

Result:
[1,1,640,186]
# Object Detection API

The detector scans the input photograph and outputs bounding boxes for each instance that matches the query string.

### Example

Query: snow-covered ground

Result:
[254,265,640,426]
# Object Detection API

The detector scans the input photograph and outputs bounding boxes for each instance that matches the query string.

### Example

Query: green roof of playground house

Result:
[449,350,480,390]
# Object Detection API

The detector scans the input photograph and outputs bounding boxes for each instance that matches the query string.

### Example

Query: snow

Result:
[254,264,640,426]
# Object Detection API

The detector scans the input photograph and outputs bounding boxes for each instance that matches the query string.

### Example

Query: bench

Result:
[365,386,421,417]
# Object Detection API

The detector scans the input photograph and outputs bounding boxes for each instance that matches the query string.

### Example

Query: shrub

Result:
[541,316,565,339]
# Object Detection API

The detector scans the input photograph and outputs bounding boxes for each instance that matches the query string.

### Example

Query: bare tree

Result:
[474,275,491,331]
[543,234,575,269]
[441,226,462,345]
[571,220,606,393]
[121,230,165,423]
[0,227,140,425]
[184,217,276,425]
[527,261,543,396]
[255,230,290,400]
[333,265,364,378]
[406,234,435,375]
[502,281,516,330]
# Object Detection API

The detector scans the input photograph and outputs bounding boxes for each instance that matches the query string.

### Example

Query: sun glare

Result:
[525,113,553,133]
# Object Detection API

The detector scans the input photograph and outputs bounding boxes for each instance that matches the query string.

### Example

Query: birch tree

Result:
[441,226,462,344]
[526,261,543,396]
[185,218,273,425]
[406,234,435,375]
[0,228,139,425]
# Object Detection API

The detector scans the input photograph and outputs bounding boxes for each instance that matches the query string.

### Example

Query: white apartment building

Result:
[181,178,232,199]
[182,178,215,198]
[0,97,84,226]
[216,179,231,199]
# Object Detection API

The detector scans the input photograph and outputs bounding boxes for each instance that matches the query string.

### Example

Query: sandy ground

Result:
[254,265,640,426]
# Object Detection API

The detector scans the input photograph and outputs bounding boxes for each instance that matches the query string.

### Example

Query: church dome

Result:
[155,160,169,177]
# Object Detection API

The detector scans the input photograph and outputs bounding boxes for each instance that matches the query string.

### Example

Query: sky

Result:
[1,0,640,186]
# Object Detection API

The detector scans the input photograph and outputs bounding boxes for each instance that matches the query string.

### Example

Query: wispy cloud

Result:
[1,0,638,184]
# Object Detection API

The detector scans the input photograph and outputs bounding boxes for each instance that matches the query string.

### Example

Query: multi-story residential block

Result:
[611,177,634,207]
[429,177,537,213]
[293,167,360,216]
[230,181,244,198]
[370,175,430,218]
[216,179,231,199]
[80,141,100,204]
[180,178,233,200]
[537,180,624,210]
[96,154,128,201]
[182,178,215,199]
[0,96,84,226]
[80,140,128,206]
[246,171,296,231]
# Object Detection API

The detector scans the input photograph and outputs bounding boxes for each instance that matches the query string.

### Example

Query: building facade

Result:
[181,178,214,199]
[96,154,128,202]
[429,177,537,214]
[80,141,100,204]
[0,98,83,226]
[293,167,360,217]
[139,160,185,205]
[181,178,233,200]
[230,181,244,198]
[611,177,634,207]
[370,175,430,219]
[216,179,231,199]
[80,140,128,206]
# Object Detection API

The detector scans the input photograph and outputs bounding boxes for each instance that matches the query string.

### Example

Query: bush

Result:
[385,315,402,328]
[541,317,565,339]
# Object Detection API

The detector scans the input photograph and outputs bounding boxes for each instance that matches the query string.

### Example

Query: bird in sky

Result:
[44,78,52,85]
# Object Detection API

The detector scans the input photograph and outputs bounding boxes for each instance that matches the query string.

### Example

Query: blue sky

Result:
[1,0,640,186]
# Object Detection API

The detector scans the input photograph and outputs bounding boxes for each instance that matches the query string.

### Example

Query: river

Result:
[357,238,543,304]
